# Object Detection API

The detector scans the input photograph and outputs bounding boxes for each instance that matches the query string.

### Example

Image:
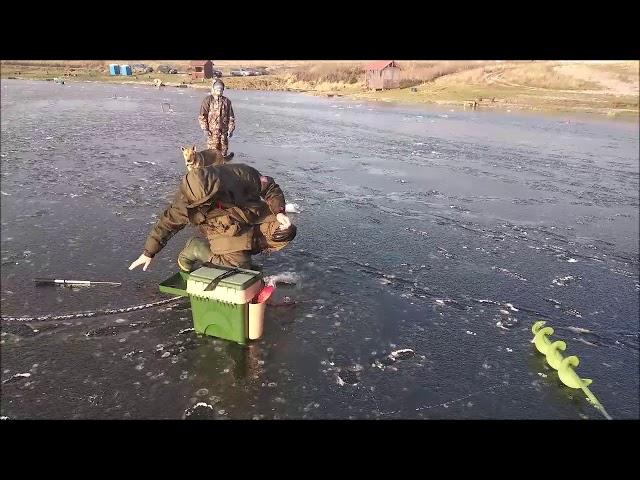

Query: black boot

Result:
[177,237,212,273]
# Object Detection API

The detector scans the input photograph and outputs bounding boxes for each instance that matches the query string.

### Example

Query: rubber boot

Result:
[177,237,212,273]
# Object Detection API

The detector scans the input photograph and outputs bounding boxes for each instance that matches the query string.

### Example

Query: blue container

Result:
[109,64,120,75]
[119,64,132,76]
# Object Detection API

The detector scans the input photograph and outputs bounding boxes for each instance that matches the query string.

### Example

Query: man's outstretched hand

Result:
[129,253,153,271]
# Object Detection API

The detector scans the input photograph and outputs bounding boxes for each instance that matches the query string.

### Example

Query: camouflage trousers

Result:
[181,219,292,270]
[206,133,229,156]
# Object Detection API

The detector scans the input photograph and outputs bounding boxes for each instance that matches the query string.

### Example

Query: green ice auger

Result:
[532,321,554,355]
[545,340,567,370]
[557,355,611,420]
[531,320,612,420]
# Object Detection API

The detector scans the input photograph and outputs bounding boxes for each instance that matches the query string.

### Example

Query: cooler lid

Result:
[188,266,262,291]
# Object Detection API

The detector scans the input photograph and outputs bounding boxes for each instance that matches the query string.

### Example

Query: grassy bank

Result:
[1,60,638,119]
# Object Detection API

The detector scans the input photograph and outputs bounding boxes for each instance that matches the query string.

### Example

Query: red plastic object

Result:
[255,285,275,304]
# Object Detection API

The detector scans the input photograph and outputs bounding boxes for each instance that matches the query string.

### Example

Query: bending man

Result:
[129,164,297,272]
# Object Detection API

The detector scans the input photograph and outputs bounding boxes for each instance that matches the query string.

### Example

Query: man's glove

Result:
[271,224,297,242]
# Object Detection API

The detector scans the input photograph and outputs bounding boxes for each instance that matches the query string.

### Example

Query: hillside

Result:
[1,60,637,118]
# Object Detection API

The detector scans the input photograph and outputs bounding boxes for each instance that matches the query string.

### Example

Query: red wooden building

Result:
[189,60,215,79]
[365,60,401,90]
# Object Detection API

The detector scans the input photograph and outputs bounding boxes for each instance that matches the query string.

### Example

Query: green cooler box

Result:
[159,266,263,345]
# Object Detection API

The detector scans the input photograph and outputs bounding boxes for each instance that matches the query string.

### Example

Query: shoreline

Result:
[2,73,638,123]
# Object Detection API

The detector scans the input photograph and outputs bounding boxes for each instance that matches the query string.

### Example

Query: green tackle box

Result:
[159,266,263,345]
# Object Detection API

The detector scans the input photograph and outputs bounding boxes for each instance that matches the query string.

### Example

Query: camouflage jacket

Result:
[143,164,286,257]
[198,95,235,136]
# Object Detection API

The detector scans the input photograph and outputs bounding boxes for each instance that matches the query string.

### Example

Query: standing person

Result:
[199,79,235,159]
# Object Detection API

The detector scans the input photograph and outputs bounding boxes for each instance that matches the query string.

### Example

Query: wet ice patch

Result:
[285,203,303,213]
[2,372,31,384]
[552,275,579,286]
[495,313,518,330]
[492,266,527,282]
[546,298,562,309]
[564,308,583,318]
[184,402,215,419]
[437,247,455,259]
[336,369,359,385]
[264,272,300,286]
[575,337,598,347]
[371,348,417,370]
[389,348,415,360]
[303,402,321,412]
[567,326,591,334]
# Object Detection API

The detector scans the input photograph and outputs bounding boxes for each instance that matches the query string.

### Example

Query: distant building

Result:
[189,60,214,79]
[119,64,132,76]
[365,60,401,90]
[109,64,120,76]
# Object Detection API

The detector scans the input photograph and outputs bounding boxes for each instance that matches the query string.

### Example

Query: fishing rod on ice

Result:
[33,278,122,287]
